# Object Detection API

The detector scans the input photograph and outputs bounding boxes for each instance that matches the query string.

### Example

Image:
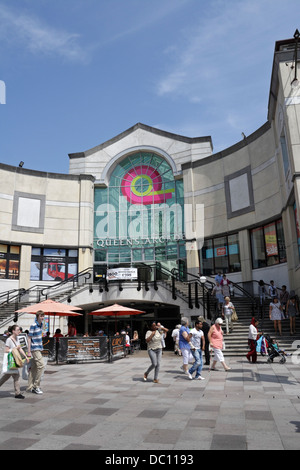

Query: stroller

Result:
[264,334,286,364]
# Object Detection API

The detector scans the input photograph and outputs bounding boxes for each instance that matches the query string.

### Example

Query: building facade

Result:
[1,35,300,335]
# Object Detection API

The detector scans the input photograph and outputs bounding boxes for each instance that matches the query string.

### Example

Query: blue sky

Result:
[0,0,299,174]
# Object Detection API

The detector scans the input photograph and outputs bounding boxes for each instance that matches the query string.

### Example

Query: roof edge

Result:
[68,122,213,159]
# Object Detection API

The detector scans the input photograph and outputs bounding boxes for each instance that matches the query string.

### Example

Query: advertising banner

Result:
[107,267,138,281]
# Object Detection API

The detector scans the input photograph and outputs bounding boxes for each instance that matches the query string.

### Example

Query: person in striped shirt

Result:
[26,310,45,395]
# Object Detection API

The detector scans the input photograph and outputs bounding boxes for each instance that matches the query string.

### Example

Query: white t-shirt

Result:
[5,336,20,350]
[190,328,204,349]
[171,328,180,342]
[223,302,234,316]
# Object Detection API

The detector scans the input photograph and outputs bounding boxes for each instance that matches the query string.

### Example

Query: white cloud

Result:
[155,0,298,103]
[0,4,88,62]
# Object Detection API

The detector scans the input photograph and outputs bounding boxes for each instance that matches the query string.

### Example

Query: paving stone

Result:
[0,353,299,450]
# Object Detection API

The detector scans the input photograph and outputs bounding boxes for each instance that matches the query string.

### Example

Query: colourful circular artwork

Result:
[121,165,174,205]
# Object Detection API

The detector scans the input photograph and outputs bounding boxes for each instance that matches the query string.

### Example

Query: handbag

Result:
[11,338,26,368]
[231,308,238,322]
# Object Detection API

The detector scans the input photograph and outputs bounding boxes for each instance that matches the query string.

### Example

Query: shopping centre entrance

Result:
[86,302,181,350]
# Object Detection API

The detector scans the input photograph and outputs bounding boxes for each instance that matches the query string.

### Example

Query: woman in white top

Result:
[222,297,235,334]
[143,322,168,384]
[246,318,259,363]
[0,325,29,399]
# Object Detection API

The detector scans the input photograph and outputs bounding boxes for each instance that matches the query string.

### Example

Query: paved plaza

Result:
[0,351,300,451]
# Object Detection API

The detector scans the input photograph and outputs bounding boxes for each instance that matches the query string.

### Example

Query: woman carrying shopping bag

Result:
[0,325,29,399]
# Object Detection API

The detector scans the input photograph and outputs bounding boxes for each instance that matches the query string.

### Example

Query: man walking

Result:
[27,310,45,395]
[188,320,205,380]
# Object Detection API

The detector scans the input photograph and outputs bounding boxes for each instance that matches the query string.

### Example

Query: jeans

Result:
[189,348,203,377]
[146,348,162,380]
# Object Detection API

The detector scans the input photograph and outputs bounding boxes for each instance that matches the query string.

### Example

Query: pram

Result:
[264,334,286,364]
[256,334,286,364]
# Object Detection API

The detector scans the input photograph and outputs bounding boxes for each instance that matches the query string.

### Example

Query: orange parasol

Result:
[89,303,145,332]
[16,299,83,334]
[89,303,145,317]
[15,298,83,316]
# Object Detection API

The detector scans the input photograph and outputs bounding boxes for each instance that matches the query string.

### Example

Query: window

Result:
[199,234,240,275]
[0,245,20,279]
[251,227,266,269]
[30,248,78,281]
[250,219,286,269]
[93,152,186,269]
[280,133,290,175]
[294,202,300,259]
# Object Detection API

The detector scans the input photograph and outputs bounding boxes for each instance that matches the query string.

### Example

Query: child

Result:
[272,339,291,357]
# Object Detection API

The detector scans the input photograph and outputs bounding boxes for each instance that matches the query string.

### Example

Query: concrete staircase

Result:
[221,297,300,357]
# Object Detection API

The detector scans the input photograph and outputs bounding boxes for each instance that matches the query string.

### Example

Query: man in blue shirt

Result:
[27,310,45,395]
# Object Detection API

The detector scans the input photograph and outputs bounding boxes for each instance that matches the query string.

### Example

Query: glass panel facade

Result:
[250,219,286,269]
[0,244,20,279]
[30,248,78,281]
[199,235,240,275]
[251,227,266,269]
[294,202,300,260]
[94,152,186,270]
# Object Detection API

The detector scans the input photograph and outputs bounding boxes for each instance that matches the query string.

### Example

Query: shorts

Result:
[181,348,191,365]
[213,348,224,363]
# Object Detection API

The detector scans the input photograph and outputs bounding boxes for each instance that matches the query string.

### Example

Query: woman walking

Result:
[208,318,231,371]
[286,296,299,335]
[143,322,168,384]
[246,318,259,363]
[269,297,283,336]
[222,297,235,334]
[0,325,29,399]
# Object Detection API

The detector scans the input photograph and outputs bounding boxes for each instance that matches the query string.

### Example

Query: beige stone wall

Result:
[0,165,94,289]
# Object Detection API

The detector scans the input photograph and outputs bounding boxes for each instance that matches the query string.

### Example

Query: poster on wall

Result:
[107,267,138,281]
[264,224,278,257]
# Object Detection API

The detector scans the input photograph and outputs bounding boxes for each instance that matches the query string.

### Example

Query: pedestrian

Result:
[188,320,205,380]
[208,318,231,371]
[246,318,259,363]
[286,296,299,335]
[220,274,231,298]
[0,324,29,399]
[222,296,235,334]
[143,322,168,384]
[198,316,211,365]
[269,296,283,336]
[268,281,278,301]
[212,281,224,317]
[179,317,194,379]
[215,272,223,285]
[258,280,266,317]
[67,321,77,337]
[280,285,289,318]
[157,322,168,352]
[171,324,182,356]
[27,310,45,395]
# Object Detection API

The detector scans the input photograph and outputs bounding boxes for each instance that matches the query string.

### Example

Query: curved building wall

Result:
[0,164,94,292]
[0,35,300,304]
